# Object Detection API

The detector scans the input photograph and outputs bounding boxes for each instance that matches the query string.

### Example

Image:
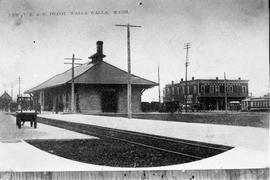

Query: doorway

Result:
[101,90,118,112]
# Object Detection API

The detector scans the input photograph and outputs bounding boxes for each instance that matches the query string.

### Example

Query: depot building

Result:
[25,41,157,113]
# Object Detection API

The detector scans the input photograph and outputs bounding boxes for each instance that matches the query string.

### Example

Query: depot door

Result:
[101,90,118,112]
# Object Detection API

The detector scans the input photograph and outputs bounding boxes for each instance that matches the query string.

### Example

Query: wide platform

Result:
[0,112,269,172]
[39,113,269,151]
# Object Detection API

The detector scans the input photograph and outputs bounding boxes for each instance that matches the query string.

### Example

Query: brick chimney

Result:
[238,77,241,80]
[88,41,106,63]
[97,41,103,55]
[192,77,194,80]
[216,77,219,80]
[181,78,183,82]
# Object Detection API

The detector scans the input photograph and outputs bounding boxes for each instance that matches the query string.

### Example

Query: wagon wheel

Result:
[16,117,21,129]
[34,119,37,128]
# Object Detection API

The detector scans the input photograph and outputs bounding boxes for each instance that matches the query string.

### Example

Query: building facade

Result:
[26,41,157,114]
[163,77,248,110]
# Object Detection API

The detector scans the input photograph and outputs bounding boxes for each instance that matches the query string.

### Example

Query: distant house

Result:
[0,91,12,100]
[0,91,12,111]
[163,77,249,110]
[25,41,158,113]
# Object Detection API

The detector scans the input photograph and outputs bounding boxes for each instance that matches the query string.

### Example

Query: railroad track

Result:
[37,117,232,160]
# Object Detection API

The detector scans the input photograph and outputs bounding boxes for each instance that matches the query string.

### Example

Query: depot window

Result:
[242,86,247,93]
[200,85,205,93]
[193,86,197,93]
[177,87,180,95]
[215,86,219,93]
[229,86,233,93]
[210,86,214,93]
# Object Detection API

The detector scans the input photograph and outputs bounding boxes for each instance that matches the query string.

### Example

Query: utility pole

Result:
[11,83,13,101]
[158,64,161,103]
[64,54,82,113]
[17,76,22,97]
[224,72,228,113]
[184,43,191,112]
[116,23,142,119]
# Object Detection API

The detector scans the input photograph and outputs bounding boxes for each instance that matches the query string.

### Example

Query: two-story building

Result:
[163,77,249,110]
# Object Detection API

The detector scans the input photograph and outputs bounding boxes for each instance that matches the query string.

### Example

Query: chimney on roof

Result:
[171,81,174,85]
[88,41,106,63]
[181,78,183,82]
[192,77,194,80]
[216,77,218,80]
[238,77,241,80]
[97,41,103,55]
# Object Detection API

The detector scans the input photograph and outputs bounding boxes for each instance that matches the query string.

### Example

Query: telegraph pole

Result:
[224,72,228,113]
[116,23,142,119]
[158,64,161,103]
[11,83,13,101]
[64,54,82,113]
[17,76,22,97]
[184,43,191,112]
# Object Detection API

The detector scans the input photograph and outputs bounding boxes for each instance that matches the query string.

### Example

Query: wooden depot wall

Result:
[78,85,142,114]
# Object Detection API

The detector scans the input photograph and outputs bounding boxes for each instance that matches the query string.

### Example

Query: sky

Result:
[0,0,269,101]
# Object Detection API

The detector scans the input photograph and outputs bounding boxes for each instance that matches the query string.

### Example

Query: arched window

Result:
[200,85,205,93]
[229,86,233,93]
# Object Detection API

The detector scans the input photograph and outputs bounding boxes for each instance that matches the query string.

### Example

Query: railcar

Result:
[242,97,270,112]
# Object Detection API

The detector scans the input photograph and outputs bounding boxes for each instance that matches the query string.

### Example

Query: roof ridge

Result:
[67,61,98,83]
[101,61,158,85]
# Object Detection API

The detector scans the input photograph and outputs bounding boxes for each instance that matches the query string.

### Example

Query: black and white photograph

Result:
[0,0,269,179]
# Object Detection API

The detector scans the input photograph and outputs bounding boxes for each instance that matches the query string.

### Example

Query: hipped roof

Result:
[26,61,158,93]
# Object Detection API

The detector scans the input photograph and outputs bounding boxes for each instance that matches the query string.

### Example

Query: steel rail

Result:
[44,118,229,151]
[81,123,230,151]
[38,119,229,160]
[40,120,203,160]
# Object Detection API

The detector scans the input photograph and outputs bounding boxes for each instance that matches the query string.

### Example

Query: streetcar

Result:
[241,96,270,112]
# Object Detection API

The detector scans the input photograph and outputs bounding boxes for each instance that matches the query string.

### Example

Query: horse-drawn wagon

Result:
[16,96,39,129]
